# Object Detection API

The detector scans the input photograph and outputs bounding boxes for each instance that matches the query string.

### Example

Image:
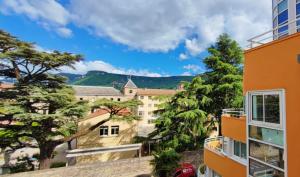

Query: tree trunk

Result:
[67,141,72,150]
[39,143,55,170]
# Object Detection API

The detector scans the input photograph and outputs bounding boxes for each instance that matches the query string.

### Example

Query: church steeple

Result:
[123,77,138,97]
[124,77,137,89]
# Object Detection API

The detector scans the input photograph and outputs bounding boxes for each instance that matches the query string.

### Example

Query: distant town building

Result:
[74,79,179,162]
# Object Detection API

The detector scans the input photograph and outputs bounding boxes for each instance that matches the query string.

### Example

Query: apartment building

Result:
[75,79,178,162]
[203,1,299,177]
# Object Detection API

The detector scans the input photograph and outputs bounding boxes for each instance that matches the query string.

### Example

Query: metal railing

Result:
[204,136,225,155]
[222,108,245,118]
[247,17,300,49]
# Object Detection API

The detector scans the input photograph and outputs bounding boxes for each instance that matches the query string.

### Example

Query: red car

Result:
[173,163,196,177]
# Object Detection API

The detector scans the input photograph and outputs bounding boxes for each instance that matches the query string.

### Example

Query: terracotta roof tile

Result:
[0,83,14,90]
[84,108,131,120]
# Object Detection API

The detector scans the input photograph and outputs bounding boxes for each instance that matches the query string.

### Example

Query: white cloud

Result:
[68,0,271,54]
[183,64,202,73]
[179,53,188,60]
[56,27,72,38]
[0,0,72,37]
[185,39,204,56]
[59,60,163,77]
[1,0,272,55]
[181,71,192,76]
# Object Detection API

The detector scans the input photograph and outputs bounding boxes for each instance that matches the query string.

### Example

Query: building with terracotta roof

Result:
[0,83,14,91]
[75,79,179,162]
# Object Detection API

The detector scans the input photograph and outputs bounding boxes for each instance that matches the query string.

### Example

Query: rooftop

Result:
[247,17,300,49]
[72,85,122,96]
[0,83,14,90]
[123,79,137,89]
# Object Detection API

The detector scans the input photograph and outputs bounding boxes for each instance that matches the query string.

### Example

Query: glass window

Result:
[251,93,281,126]
[249,125,284,146]
[100,126,108,136]
[278,0,287,13]
[273,17,278,28]
[233,141,247,159]
[129,90,133,93]
[111,125,119,135]
[264,95,280,124]
[234,141,241,157]
[138,111,143,116]
[241,143,247,159]
[297,3,300,16]
[249,140,284,169]
[140,96,144,99]
[252,95,263,121]
[249,159,284,177]
[278,25,288,36]
[278,10,288,25]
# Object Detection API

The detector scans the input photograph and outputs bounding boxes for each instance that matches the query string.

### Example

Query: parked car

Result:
[173,163,196,177]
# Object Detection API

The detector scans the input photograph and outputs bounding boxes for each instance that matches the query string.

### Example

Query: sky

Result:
[0,0,272,77]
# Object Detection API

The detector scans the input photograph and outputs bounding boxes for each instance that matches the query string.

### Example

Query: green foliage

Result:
[151,148,181,177]
[203,33,244,119]
[92,98,142,122]
[0,29,88,169]
[151,76,213,151]
[61,71,194,89]
[150,33,243,156]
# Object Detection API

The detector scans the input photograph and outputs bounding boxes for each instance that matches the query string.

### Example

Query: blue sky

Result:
[0,0,271,77]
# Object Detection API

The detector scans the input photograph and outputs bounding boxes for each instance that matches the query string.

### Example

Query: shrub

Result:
[151,148,181,177]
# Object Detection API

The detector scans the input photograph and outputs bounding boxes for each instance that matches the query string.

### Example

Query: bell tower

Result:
[123,76,138,97]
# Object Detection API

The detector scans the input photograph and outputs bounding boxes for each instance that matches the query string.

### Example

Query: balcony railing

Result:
[204,136,247,166]
[247,17,300,49]
[222,108,245,118]
[204,136,225,156]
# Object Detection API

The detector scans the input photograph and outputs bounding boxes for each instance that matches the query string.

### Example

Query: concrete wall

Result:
[244,32,300,177]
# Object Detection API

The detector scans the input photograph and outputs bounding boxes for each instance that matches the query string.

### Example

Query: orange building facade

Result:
[203,1,300,176]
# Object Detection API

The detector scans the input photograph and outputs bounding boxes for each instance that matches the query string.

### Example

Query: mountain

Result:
[60,71,194,89]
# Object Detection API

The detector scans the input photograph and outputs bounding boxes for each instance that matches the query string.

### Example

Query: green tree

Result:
[0,30,89,169]
[151,76,213,151]
[0,30,143,170]
[151,148,181,177]
[203,33,243,128]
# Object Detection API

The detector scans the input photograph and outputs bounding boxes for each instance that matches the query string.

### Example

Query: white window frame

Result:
[99,126,109,137]
[111,125,119,136]
[248,90,283,129]
[246,89,287,177]
[232,140,247,159]
[138,111,144,116]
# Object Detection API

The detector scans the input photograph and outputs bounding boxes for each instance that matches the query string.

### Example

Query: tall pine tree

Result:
[204,33,244,129]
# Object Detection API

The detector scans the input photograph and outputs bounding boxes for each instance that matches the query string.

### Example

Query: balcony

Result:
[222,109,246,143]
[247,17,300,49]
[204,137,247,177]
